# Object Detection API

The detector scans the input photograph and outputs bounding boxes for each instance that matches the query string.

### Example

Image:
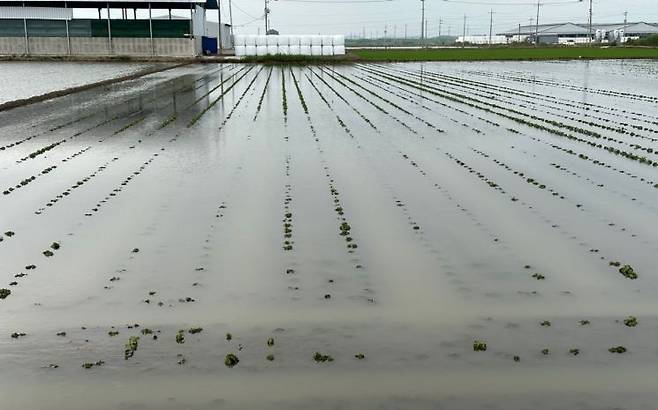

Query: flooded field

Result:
[0,61,159,104]
[1,60,657,409]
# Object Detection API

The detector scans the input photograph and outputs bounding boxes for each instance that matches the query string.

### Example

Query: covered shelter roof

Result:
[0,0,217,9]
[498,22,658,36]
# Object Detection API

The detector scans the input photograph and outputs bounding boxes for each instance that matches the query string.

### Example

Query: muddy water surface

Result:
[1,60,657,409]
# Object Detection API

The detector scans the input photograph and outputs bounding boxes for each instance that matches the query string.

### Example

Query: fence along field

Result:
[0,59,657,409]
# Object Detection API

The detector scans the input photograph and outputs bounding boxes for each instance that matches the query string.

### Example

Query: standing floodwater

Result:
[0,60,657,409]
[0,61,159,104]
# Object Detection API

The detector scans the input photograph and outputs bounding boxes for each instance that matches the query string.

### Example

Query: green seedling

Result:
[0,288,10,299]
[354,353,365,360]
[176,330,185,344]
[226,333,232,341]
[50,242,60,250]
[225,353,239,368]
[569,348,580,356]
[267,337,274,347]
[623,316,638,327]
[540,320,552,327]
[531,273,546,280]
[619,265,637,279]
[313,352,334,362]
[188,327,203,334]
[608,346,627,354]
[541,348,550,355]
[108,331,119,337]
[43,250,54,257]
[266,354,275,361]
[473,340,487,352]
[579,320,591,326]
[124,336,139,359]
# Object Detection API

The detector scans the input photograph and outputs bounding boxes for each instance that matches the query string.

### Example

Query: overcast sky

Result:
[74,0,657,37]
[208,0,657,36]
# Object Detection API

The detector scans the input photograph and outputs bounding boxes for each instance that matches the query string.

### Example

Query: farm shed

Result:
[0,0,226,57]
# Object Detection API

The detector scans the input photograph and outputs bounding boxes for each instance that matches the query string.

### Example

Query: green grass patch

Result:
[349,47,658,62]
[241,54,352,65]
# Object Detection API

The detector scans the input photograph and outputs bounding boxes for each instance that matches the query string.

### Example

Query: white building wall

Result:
[0,36,196,57]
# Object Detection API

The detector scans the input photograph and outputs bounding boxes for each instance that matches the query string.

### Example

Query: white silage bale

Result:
[234,45,246,56]
[287,36,299,46]
[300,35,311,46]
[277,35,290,46]
[278,46,290,55]
[256,35,268,46]
[321,35,333,46]
[245,45,257,56]
[311,45,322,55]
[321,46,333,56]
[267,45,278,55]
[289,45,301,55]
[332,35,345,46]
[245,35,257,46]
[266,35,278,46]
[300,45,312,55]
[256,45,268,56]
[233,35,246,47]
[333,45,345,55]
[311,35,322,46]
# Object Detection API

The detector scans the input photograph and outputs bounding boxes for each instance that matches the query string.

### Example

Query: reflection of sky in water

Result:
[0,62,157,104]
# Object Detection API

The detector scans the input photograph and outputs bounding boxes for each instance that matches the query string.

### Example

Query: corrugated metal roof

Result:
[0,1,215,9]
[499,22,658,36]
[0,6,72,19]
[624,22,658,34]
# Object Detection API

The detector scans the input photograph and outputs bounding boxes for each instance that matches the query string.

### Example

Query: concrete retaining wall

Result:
[0,37,196,56]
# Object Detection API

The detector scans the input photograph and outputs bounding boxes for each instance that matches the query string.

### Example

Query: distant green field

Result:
[350,47,658,62]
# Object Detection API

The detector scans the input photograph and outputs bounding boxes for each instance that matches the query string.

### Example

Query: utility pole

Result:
[535,1,540,46]
[425,18,428,39]
[228,0,234,36]
[588,0,593,44]
[394,24,397,38]
[384,24,388,38]
[264,0,268,33]
[623,11,628,44]
[362,26,365,38]
[438,18,442,37]
[405,23,407,39]
[489,9,494,45]
[421,0,425,41]
[518,23,521,43]
[462,14,466,48]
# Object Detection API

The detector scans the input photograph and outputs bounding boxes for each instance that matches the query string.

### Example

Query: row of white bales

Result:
[233,35,346,56]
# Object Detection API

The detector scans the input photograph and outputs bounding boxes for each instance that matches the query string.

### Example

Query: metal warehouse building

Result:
[499,22,658,44]
[0,0,227,57]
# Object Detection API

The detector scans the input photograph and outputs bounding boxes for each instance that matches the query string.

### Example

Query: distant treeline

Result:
[345,36,457,47]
